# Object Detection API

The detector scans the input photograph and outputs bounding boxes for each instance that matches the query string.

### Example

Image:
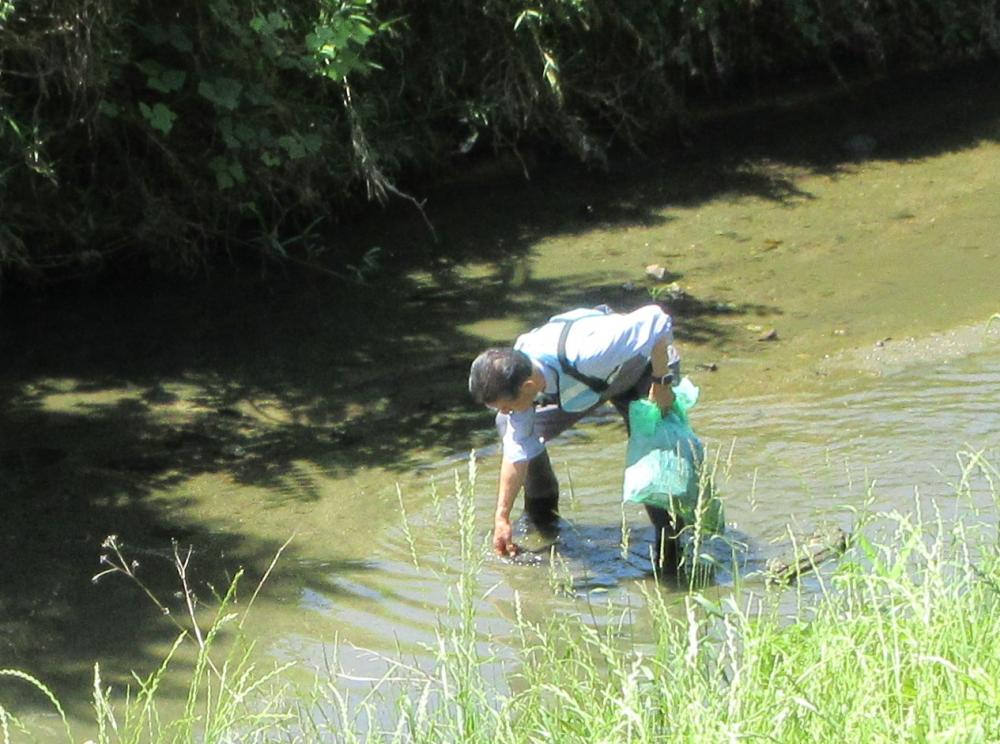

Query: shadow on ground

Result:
[0,61,997,719]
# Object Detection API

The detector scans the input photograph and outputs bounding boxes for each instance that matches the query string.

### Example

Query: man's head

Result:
[468,348,539,413]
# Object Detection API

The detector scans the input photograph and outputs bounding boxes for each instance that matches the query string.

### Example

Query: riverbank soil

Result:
[1,62,998,723]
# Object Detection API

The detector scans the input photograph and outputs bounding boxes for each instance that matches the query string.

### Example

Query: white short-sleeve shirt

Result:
[499,305,677,462]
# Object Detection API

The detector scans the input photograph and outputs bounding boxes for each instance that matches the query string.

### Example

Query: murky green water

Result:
[2,69,999,736]
[238,339,1000,736]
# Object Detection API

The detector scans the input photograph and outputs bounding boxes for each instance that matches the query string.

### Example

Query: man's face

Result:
[486,378,539,415]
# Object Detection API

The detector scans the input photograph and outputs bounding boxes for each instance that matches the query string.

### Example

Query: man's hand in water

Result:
[493,517,519,557]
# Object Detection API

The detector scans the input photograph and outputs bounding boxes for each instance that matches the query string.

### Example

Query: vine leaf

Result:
[198,77,243,111]
[138,102,178,135]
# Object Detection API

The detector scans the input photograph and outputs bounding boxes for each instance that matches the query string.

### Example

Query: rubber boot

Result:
[523,450,560,533]
[646,504,681,578]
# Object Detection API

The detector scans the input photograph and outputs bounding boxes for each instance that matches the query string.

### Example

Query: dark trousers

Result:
[509,360,684,573]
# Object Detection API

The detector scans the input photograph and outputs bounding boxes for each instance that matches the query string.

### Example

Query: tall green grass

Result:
[2,450,998,742]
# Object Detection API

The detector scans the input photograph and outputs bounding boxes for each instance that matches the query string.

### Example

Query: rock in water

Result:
[765,523,849,585]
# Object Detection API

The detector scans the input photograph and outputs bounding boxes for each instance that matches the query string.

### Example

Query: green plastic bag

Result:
[622,378,723,533]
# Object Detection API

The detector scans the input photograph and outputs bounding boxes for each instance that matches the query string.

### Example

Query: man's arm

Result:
[494,456,527,556]
[648,336,676,414]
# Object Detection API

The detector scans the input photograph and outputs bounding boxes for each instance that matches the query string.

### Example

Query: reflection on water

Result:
[700,345,1000,535]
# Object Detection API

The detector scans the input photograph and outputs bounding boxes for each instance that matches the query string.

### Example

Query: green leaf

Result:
[233,123,257,145]
[197,77,243,111]
[229,159,246,184]
[166,24,193,53]
[135,59,163,77]
[218,117,239,149]
[304,30,328,52]
[97,101,121,118]
[136,60,186,93]
[149,68,186,94]
[138,102,177,135]
[305,14,378,81]
[209,155,247,189]
[260,151,283,167]
[244,84,276,107]
[210,156,234,190]
[853,533,877,562]
[256,126,276,147]
[277,135,306,160]
[351,20,375,43]
[690,592,724,619]
[301,133,322,154]
[251,11,290,34]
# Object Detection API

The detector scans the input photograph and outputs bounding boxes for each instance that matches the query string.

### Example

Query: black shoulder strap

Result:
[556,319,609,393]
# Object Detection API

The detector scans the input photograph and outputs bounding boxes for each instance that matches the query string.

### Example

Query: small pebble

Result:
[645,264,667,280]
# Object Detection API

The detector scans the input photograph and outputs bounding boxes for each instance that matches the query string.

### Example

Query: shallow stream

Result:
[2,68,999,736]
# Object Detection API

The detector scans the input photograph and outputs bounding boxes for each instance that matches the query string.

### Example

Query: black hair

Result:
[468,348,533,405]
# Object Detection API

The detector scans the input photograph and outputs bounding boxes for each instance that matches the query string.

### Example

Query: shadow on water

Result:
[0,431,373,716]
[507,517,755,596]
[0,61,998,717]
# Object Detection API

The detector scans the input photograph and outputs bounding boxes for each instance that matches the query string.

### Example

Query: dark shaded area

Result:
[0,62,998,718]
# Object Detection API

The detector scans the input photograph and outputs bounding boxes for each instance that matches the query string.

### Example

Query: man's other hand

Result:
[648,381,676,416]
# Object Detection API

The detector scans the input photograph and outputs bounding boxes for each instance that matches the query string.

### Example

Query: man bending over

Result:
[468,304,682,572]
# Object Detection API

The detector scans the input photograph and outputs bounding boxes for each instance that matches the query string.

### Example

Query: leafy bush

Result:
[0,0,385,277]
[1,0,997,280]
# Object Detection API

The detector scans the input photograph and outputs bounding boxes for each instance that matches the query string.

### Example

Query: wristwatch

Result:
[652,372,674,386]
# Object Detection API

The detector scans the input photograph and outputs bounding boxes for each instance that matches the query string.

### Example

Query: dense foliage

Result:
[1,0,997,280]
